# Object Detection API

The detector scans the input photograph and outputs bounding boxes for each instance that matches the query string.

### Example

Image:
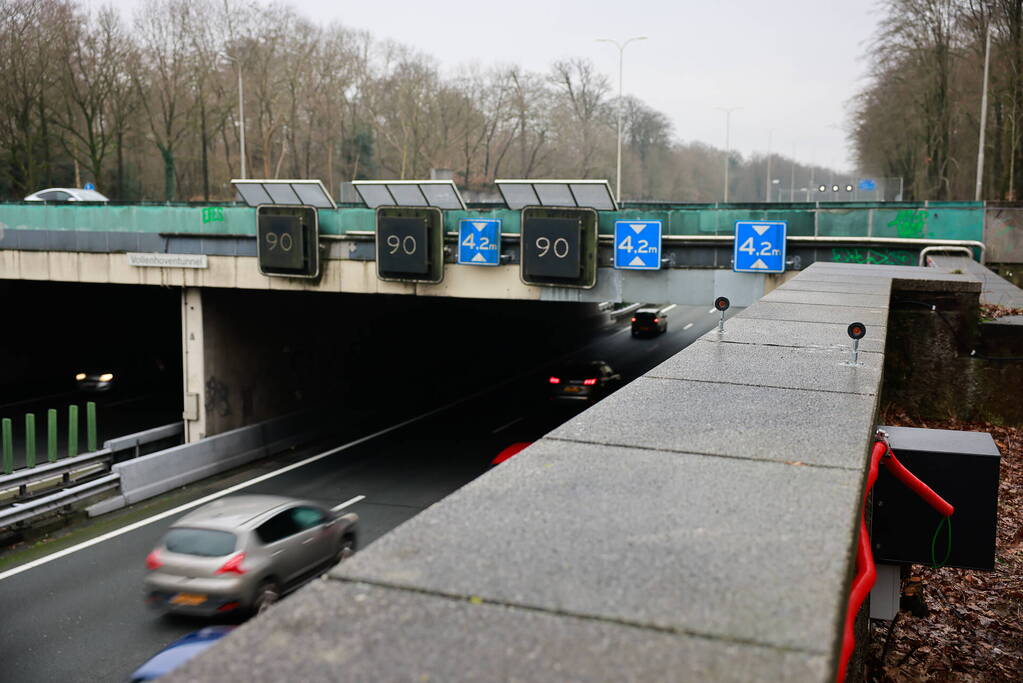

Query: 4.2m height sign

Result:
[614,220,662,270]
[733,221,787,273]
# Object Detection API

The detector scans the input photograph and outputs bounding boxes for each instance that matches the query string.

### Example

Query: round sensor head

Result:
[847,322,866,340]
[714,296,730,311]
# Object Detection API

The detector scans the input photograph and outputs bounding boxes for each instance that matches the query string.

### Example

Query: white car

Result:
[24,187,109,202]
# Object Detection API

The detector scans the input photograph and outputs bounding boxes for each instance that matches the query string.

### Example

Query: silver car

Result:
[144,495,358,617]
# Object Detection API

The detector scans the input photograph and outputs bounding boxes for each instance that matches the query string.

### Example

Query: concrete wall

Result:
[184,287,611,439]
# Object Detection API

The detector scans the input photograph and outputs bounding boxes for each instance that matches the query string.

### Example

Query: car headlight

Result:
[99,373,114,382]
[75,373,86,381]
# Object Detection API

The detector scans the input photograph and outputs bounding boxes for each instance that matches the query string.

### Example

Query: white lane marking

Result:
[492,416,524,434]
[708,308,717,314]
[683,322,694,331]
[0,395,468,583]
[661,304,677,313]
[332,495,365,512]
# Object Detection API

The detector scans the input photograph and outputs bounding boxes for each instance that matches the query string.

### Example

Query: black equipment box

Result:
[872,425,1000,570]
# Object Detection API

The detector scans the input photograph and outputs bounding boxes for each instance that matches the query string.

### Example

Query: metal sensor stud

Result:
[844,321,866,366]
[714,296,730,334]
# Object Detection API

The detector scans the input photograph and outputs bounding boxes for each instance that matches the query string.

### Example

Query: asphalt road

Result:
[0,304,730,682]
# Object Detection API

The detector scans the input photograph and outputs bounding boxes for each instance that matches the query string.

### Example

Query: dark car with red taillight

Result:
[548,361,622,402]
[631,308,668,337]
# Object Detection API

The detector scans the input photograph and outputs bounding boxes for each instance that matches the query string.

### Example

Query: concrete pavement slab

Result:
[168,580,830,683]
[331,441,861,653]
[738,300,888,328]
[649,338,883,395]
[761,288,891,308]
[545,377,878,469]
[697,317,887,353]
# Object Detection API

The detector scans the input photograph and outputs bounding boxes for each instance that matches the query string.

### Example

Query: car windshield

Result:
[163,528,236,557]
[635,312,659,321]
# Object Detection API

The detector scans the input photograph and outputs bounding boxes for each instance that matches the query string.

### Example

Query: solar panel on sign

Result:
[352,180,465,209]
[536,184,575,206]
[230,179,336,209]
[420,184,463,210]
[234,183,272,206]
[265,184,301,205]
[387,184,428,206]
[495,180,617,211]
[498,184,539,210]
[570,184,616,210]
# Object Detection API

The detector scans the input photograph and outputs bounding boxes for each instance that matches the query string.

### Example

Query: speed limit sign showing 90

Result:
[377,216,428,275]
[375,207,444,283]
[522,218,580,279]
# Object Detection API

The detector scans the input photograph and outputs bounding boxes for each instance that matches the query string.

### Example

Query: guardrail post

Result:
[47,409,57,463]
[2,418,12,474]
[86,402,97,452]
[25,413,36,469]
[68,405,78,458]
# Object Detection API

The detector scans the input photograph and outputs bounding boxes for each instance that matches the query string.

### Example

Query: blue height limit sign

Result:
[458,218,501,266]
[733,220,787,273]
[614,220,662,270]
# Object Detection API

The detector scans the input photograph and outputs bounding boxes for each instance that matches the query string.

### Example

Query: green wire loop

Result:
[930,515,953,569]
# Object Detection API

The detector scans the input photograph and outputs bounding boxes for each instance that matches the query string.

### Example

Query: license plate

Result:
[563,386,581,393]
[170,592,207,606]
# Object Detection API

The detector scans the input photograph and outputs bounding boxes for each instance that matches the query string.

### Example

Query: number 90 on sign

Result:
[377,216,429,276]
[521,217,581,280]
[257,213,307,272]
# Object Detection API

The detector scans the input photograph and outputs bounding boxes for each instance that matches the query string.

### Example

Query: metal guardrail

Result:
[920,245,977,266]
[0,421,183,529]
[0,448,113,496]
[0,474,120,527]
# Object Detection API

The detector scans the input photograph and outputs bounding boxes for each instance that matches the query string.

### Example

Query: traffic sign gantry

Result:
[458,219,501,266]
[376,207,444,283]
[614,220,662,270]
[256,205,319,278]
[520,207,597,288]
[733,220,787,273]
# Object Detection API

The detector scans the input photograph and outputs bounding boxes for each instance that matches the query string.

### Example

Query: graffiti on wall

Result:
[831,248,915,266]
[887,209,926,238]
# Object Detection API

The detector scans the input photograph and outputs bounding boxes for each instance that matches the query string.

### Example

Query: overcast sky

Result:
[103,0,880,173]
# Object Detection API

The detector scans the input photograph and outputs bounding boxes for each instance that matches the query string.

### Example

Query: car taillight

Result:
[653,318,660,323]
[145,549,163,570]
[583,378,598,386]
[215,552,247,575]
[630,317,637,322]
[549,376,560,384]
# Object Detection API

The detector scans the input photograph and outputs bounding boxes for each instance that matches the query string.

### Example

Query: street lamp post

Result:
[597,36,647,202]
[222,52,247,179]
[717,107,741,202]
[975,20,992,201]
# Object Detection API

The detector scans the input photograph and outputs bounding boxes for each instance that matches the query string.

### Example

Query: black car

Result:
[548,361,622,402]
[631,308,667,337]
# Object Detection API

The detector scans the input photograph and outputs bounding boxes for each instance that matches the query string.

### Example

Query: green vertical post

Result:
[2,418,12,474]
[68,405,79,458]
[47,409,57,463]
[25,413,36,469]
[86,401,97,452]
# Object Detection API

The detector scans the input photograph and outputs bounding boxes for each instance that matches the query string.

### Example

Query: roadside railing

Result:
[0,421,183,529]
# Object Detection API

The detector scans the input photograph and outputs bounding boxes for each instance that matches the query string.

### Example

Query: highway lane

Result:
[0,303,728,682]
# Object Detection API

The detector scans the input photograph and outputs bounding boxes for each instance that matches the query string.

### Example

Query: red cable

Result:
[881,455,955,517]
[835,440,954,683]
